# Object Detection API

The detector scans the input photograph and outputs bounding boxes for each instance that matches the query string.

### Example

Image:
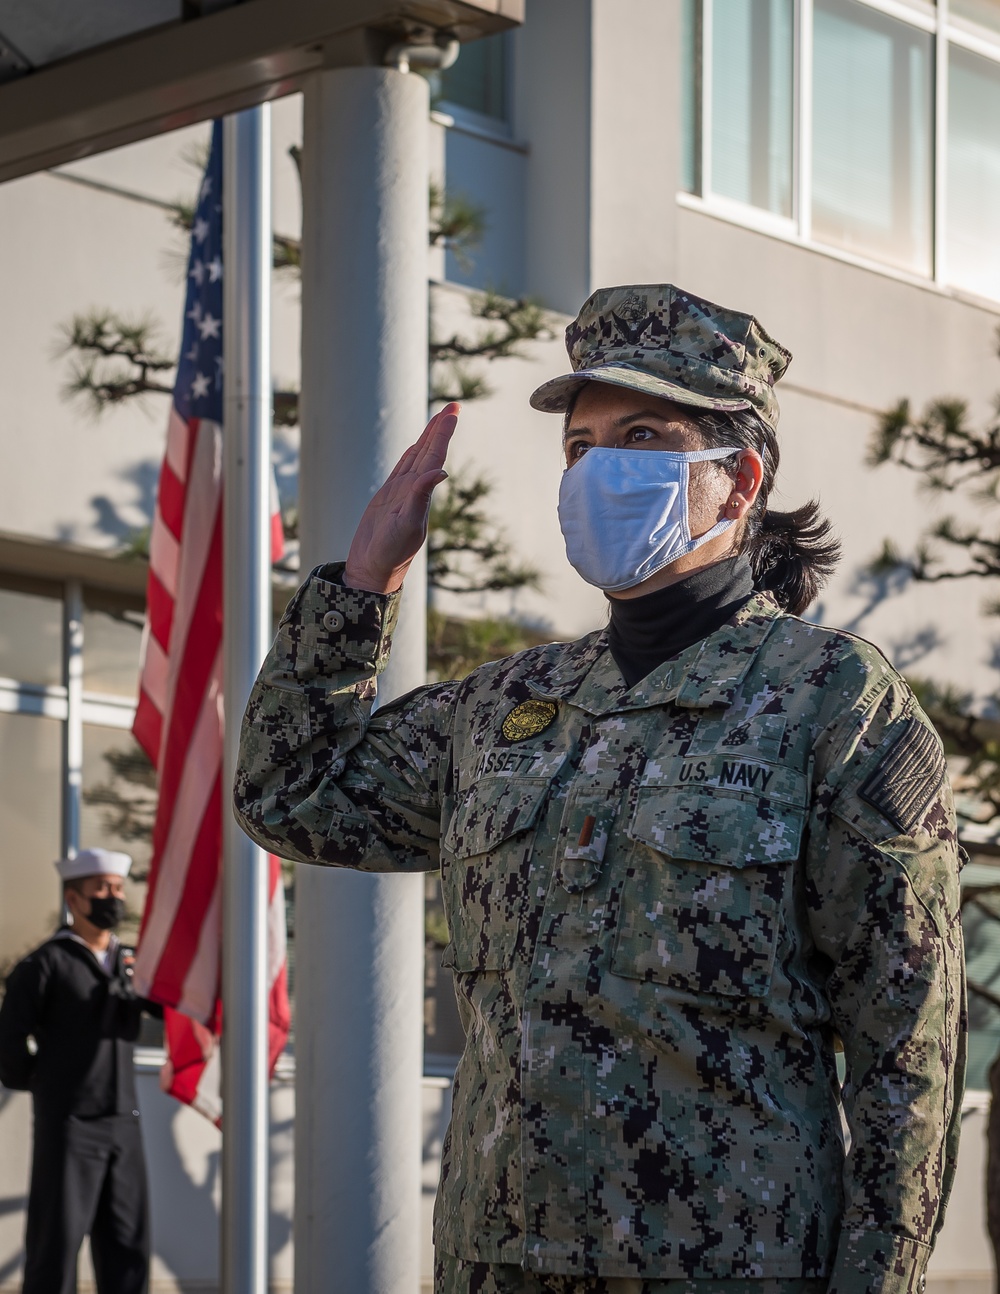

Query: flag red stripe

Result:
[150,502,222,858]
[132,690,163,769]
[268,962,291,1071]
[146,570,174,654]
[157,460,186,539]
[147,774,222,1006]
[271,511,285,566]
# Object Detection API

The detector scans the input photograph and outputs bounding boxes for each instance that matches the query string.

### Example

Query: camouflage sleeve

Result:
[233,562,457,872]
[806,676,966,1294]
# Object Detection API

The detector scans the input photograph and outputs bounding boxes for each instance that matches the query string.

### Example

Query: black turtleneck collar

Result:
[606,554,755,688]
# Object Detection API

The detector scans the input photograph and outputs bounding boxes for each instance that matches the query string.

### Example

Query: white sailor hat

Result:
[55,848,132,882]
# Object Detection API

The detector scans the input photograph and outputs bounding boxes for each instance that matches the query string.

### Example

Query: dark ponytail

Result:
[692,409,841,616]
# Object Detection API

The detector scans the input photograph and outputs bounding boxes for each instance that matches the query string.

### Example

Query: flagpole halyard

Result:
[221,103,273,1294]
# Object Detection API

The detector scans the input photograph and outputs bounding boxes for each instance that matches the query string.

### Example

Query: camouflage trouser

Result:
[435,1254,828,1294]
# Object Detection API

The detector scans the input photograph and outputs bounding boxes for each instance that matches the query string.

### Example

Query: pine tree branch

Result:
[429,182,486,271]
[429,290,556,409]
[60,312,176,415]
[430,291,555,364]
[427,469,541,596]
[869,332,1000,588]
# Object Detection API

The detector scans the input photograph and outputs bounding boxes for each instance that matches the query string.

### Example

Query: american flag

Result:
[132,120,290,1123]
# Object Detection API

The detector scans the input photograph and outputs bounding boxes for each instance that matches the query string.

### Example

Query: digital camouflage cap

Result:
[529,284,792,432]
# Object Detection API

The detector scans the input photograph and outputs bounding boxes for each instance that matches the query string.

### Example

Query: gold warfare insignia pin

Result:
[502,699,558,742]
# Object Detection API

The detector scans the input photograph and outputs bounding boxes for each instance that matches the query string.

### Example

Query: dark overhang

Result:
[0,0,523,183]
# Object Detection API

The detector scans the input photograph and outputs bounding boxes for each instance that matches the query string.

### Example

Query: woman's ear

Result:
[733,451,764,506]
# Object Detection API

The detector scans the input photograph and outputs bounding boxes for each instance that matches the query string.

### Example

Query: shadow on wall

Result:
[137,1073,294,1288]
[0,1196,27,1291]
[812,563,943,676]
[844,562,945,671]
[842,562,913,634]
[55,458,161,549]
[0,1088,29,1290]
[80,436,299,556]
[141,1088,222,1288]
[884,626,945,673]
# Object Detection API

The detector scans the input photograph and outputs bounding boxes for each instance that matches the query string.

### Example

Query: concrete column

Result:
[296,65,429,1294]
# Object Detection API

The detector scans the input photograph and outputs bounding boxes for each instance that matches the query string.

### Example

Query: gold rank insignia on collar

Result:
[502,699,558,742]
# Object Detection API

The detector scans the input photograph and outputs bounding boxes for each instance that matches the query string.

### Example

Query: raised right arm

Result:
[234,404,461,872]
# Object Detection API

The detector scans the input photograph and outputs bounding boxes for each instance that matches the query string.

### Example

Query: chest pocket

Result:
[611,773,807,999]
[440,776,553,973]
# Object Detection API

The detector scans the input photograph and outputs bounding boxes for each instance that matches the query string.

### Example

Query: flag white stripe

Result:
[149,515,180,600]
[165,405,190,482]
[267,878,287,986]
[162,421,222,721]
[141,633,170,714]
[191,1046,223,1125]
[178,877,221,1024]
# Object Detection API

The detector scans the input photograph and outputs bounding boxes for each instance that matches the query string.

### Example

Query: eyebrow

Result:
[563,409,673,440]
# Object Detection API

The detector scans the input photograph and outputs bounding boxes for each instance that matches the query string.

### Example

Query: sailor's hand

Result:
[343,403,459,595]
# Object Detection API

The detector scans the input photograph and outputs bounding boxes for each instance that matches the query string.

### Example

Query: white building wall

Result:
[1,2,999,1291]
[0,96,303,554]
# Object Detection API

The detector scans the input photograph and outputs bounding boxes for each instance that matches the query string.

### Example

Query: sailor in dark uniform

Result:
[0,847,159,1294]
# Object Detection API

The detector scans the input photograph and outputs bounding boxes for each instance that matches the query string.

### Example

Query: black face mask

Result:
[86,894,125,931]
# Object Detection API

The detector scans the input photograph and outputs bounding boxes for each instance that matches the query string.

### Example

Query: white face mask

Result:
[557,445,738,593]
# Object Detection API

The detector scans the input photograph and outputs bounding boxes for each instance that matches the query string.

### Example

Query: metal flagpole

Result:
[221,103,272,1294]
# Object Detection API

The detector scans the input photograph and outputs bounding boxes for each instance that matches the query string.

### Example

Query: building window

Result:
[438,32,509,125]
[681,0,702,193]
[0,576,147,974]
[683,0,1000,300]
[0,710,63,974]
[0,582,63,688]
[710,0,794,218]
[812,0,932,274]
[948,42,1000,300]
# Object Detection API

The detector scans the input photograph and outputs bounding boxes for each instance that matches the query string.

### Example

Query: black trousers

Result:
[23,1112,150,1294]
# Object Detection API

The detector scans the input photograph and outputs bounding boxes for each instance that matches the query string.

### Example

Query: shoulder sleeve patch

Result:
[858,716,947,836]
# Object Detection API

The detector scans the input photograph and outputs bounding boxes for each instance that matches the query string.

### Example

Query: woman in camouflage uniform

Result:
[235,284,965,1294]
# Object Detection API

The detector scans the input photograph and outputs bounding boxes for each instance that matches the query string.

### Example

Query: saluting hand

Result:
[343,402,459,595]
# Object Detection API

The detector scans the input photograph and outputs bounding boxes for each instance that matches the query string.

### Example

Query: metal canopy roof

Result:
[0,0,522,182]
[0,0,184,78]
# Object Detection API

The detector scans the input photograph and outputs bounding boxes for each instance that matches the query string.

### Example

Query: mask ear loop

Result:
[679,447,741,554]
[679,453,737,545]
[679,446,743,463]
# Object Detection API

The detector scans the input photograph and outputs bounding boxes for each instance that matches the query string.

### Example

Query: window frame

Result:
[0,574,143,868]
[434,30,514,141]
[683,0,1000,304]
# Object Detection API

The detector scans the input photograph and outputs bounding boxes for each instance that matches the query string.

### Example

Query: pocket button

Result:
[323,610,346,633]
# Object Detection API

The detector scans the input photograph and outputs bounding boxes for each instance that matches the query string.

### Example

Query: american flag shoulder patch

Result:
[859,717,946,837]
